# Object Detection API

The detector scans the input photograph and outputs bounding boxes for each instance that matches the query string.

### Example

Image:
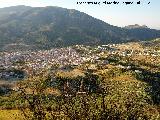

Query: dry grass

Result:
[112,74,137,81]
[0,110,24,120]
[56,69,85,78]
[116,42,144,51]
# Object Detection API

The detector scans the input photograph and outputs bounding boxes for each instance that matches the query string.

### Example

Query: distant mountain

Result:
[0,5,160,51]
[124,24,148,29]
[125,25,160,40]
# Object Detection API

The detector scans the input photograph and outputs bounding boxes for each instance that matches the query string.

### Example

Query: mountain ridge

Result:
[124,24,148,29]
[0,5,159,51]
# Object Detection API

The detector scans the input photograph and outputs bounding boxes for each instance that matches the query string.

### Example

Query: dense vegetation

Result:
[0,62,160,120]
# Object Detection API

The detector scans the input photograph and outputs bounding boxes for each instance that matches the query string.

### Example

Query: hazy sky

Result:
[0,0,159,29]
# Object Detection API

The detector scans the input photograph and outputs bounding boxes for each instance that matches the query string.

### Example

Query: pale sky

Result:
[0,0,159,29]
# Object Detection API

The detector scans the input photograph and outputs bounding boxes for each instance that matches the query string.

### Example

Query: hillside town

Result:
[0,41,159,79]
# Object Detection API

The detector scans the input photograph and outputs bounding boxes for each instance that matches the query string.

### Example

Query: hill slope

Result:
[0,6,160,51]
